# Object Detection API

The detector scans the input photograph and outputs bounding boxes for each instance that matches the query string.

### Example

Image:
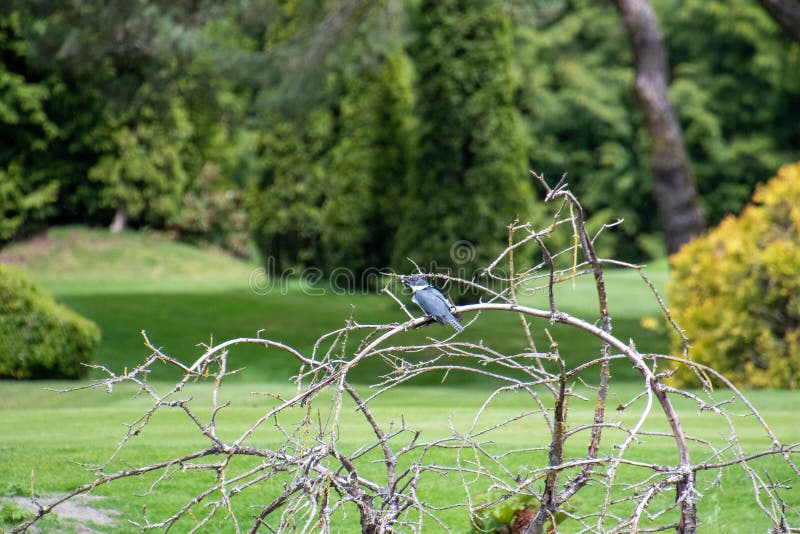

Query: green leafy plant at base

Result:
[0,263,100,379]
[0,503,28,528]
[469,494,571,534]
[0,502,68,532]
[669,161,800,388]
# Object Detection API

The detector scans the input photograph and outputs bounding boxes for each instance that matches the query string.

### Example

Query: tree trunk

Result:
[110,206,128,233]
[758,0,800,42]
[613,0,705,255]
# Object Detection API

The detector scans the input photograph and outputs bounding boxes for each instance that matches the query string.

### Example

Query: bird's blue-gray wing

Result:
[414,289,450,319]
[416,287,463,332]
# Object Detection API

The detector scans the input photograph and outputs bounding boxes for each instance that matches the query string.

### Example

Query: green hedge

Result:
[0,263,100,379]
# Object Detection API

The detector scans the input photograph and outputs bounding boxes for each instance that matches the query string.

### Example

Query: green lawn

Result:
[1,227,797,532]
[2,227,671,384]
[0,381,797,532]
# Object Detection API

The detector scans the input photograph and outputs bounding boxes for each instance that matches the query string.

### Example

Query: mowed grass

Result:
[1,227,798,531]
[0,381,797,532]
[1,226,670,384]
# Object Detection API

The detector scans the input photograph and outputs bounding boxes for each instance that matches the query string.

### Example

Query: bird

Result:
[400,274,464,332]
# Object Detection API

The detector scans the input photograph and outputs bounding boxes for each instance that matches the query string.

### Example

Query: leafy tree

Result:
[249,43,415,277]
[662,0,800,226]
[88,96,195,230]
[169,163,250,258]
[670,162,800,389]
[248,1,415,278]
[513,1,658,260]
[0,11,59,241]
[4,0,799,270]
[2,1,255,246]
[513,0,799,260]
[247,115,328,269]
[613,0,705,255]
[394,0,537,275]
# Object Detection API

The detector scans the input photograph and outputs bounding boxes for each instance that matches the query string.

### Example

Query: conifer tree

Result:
[394,0,536,277]
[248,116,328,270]
[250,2,415,279]
[321,48,415,279]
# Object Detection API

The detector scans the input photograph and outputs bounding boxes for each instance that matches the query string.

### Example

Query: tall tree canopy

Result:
[1,1,248,240]
[1,0,798,269]
[0,11,59,240]
[664,0,800,227]
[512,0,798,259]
[513,0,657,260]
[393,0,537,275]
[245,0,417,282]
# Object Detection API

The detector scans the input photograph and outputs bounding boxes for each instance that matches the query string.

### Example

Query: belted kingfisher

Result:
[400,275,464,332]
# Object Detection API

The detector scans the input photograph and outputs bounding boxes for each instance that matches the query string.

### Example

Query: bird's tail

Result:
[446,315,464,333]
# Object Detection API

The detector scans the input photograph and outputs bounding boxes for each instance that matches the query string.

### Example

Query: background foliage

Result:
[1,0,798,268]
[664,0,800,225]
[392,0,537,275]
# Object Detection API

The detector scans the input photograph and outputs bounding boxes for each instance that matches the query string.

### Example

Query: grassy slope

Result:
[1,226,670,383]
[1,227,797,531]
[0,226,257,293]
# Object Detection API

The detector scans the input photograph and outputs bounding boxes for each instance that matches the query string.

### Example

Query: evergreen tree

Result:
[321,47,415,279]
[249,45,416,277]
[247,113,329,269]
[249,1,415,279]
[3,1,249,236]
[514,0,799,260]
[513,0,657,260]
[394,0,536,277]
[88,96,195,230]
[0,11,59,241]
[661,0,800,226]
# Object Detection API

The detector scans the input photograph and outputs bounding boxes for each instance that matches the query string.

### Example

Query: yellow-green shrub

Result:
[0,263,100,379]
[669,162,800,389]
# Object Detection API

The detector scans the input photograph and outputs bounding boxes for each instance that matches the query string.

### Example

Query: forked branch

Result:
[11,177,798,534]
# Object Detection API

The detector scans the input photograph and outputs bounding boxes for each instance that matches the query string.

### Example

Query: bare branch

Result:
[12,179,798,534]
